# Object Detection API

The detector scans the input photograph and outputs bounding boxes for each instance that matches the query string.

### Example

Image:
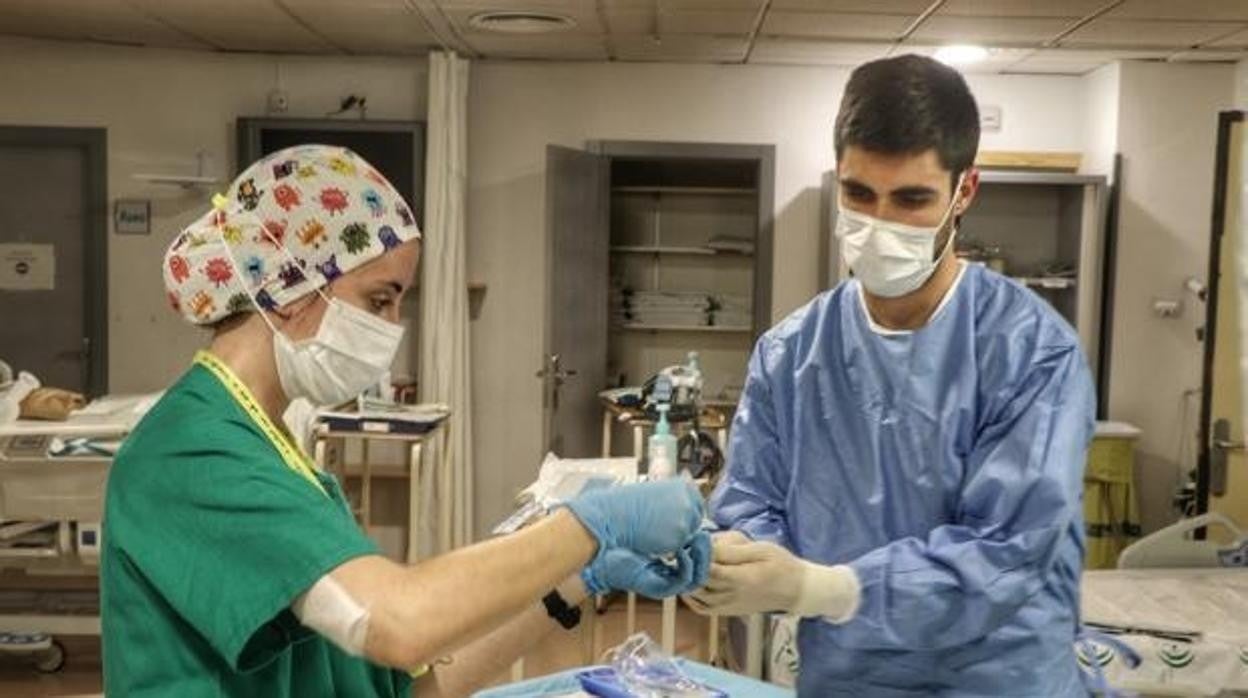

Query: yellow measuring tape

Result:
[194,350,328,497]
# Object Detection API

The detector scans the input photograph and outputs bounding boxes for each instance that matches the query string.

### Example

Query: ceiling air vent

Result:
[468,11,577,34]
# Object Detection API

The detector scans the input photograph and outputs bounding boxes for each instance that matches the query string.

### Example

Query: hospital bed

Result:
[1081,568,1248,697]
[0,393,156,671]
[754,569,1248,696]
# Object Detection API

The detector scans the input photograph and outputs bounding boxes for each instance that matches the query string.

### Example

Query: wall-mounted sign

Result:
[980,104,1003,133]
[0,244,55,291]
[114,199,151,235]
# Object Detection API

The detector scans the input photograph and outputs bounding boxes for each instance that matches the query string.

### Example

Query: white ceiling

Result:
[0,0,1245,75]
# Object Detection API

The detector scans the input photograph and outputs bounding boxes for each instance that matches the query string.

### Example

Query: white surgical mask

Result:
[836,175,964,298]
[272,295,405,406]
[212,208,405,407]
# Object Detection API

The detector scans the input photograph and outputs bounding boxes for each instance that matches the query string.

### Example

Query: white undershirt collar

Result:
[857,261,968,336]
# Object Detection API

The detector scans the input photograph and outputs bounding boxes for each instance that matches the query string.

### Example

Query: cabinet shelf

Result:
[612,186,756,196]
[1013,276,1077,290]
[614,324,752,334]
[611,246,753,257]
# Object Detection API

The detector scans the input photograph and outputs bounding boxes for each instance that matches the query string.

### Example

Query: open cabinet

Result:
[544,141,775,458]
[960,171,1108,362]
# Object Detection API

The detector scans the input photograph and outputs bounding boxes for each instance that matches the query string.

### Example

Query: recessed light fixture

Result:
[468,11,577,34]
[934,44,989,65]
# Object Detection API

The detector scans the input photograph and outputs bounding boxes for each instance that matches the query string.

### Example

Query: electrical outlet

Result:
[267,89,289,114]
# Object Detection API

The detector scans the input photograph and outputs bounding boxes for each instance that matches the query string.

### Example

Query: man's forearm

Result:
[414,575,589,698]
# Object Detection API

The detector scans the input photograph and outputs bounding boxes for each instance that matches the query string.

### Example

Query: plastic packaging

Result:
[577,633,726,698]
[0,371,40,425]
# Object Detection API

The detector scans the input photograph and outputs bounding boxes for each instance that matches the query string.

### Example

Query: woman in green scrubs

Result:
[101,145,709,697]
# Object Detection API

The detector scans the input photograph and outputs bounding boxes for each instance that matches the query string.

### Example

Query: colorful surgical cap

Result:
[163,144,422,325]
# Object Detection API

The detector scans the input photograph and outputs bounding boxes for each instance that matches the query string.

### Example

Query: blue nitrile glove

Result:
[563,480,705,559]
[583,531,712,599]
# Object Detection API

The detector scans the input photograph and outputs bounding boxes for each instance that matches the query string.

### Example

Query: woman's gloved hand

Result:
[683,531,861,621]
[583,531,711,599]
[563,479,705,559]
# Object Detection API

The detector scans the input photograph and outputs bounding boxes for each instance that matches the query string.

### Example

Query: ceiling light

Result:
[934,45,989,65]
[468,11,577,34]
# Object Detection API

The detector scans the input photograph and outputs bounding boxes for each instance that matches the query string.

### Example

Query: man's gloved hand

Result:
[583,531,711,599]
[563,479,705,559]
[683,531,861,621]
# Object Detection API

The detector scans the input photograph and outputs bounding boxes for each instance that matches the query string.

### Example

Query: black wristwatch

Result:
[542,589,582,630]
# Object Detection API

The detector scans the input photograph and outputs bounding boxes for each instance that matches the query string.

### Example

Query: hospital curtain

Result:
[420,50,474,552]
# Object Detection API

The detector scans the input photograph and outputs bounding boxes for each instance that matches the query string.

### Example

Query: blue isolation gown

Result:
[710,263,1095,697]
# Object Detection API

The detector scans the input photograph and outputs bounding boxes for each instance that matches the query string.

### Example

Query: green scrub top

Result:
[101,356,413,697]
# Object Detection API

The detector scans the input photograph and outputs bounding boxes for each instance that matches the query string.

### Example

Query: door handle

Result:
[536,355,577,382]
[537,354,578,411]
[1211,418,1242,497]
[535,353,560,379]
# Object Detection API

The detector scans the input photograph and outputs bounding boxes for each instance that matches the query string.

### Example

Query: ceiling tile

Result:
[1207,26,1248,48]
[436,0,587,9]
[659,0,765,9]
[900,44,1036,73]
[9,0,1238,66]
[1108,0,1248,22]
[909,15,1076,44]
[1062,18,1238,48]
[661,9,760,35]
[761,12,913,40]
[614,33,749,61]
[938,0,1108,18]
[603,9,654,35]
[281,0,439,54]
[768,0,931,12]
[1027,47,1172,61]
[1006,46,1169,73]
[132,0,338,52]
[602,0,654,34]
[1167,48,1248,62]
[1005,59,1103,74]
[468,32,609,60]
[0,0,209,48]
[748,38,891,65]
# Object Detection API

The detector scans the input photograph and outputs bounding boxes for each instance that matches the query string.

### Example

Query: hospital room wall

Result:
[0,36,429,394]
[466,60,1090,536]
[3,37,1200,541]
[1105,61,1237,535]
[1081,63,1121,184]
[1238,59,1248,107]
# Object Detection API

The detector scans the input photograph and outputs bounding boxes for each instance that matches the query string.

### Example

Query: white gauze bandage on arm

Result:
[291,573,371,656]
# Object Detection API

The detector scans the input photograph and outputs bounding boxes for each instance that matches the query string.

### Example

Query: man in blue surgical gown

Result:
[685,55,1096,696]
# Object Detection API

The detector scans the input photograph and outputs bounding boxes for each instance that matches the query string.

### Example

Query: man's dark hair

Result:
[835,54,981,178]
